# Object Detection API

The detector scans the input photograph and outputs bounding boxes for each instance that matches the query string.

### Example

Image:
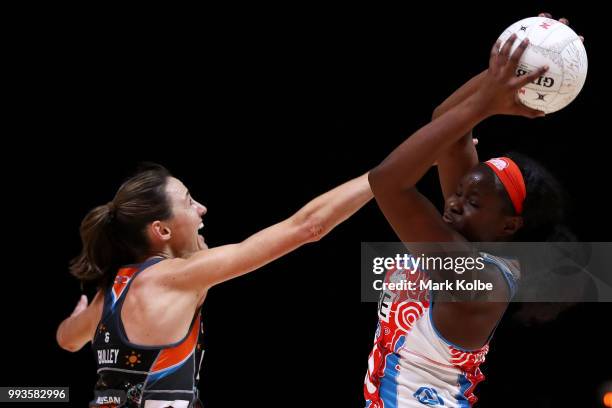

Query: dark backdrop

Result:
[2,3,610,407]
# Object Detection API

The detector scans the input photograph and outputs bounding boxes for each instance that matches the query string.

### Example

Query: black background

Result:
[2,3,611,407]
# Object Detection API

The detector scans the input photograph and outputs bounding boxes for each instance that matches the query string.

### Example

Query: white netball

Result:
[498,16,588,113]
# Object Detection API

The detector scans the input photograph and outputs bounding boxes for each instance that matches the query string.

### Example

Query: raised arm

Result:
[164,172,372,292]
[369,35,546,244]
[433,70,485,199]
[434,15,582,201]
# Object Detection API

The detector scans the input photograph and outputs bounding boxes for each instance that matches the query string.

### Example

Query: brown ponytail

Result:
[69,163,173,288]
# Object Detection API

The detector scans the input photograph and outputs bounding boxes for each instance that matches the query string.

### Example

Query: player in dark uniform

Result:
[91,256,205,407]
[57,164,372,407]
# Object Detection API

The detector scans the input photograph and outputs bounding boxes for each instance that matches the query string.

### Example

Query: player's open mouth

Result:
[197,222,206,247]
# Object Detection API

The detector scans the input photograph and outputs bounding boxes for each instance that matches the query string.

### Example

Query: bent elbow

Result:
[369,164,416,199]
[368,166,388,197]
[294,215,326,244]
[305,216,327,243]
[61,344,81,353]
[58,339,82,353]
[56,326,81,353]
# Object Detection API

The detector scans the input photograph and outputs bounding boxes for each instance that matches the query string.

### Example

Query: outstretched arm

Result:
[164,172,372,292]
[57,170,372,351]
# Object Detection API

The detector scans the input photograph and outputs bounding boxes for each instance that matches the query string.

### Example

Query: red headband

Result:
[484,157,526,214]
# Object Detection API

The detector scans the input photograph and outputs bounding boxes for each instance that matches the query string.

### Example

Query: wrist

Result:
[463,92,495,121]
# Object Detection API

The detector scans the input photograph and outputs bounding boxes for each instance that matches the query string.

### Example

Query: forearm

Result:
[428,71,484,197]
[172,173,373,289]
[429,72,487,198]
[56,315,91,352]
[56,291,102,352]
[433,70,487,119]
[432,71,487,197]
[370,97,487,193]
[292,172,373,240]
[436,132,479,198]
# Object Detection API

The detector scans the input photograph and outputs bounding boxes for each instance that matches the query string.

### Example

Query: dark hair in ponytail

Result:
[69,163,173,288]
[498,153,578,323]
[504,152,576,242]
